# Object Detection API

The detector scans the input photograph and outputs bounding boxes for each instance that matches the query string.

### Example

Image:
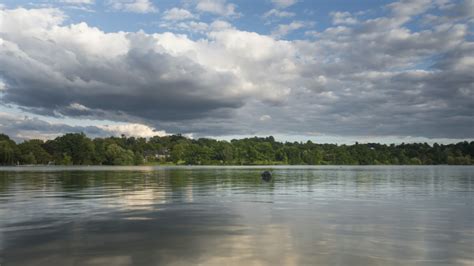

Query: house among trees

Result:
[144,148,170,162]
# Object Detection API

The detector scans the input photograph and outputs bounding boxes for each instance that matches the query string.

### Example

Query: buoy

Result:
[261,171,272,181]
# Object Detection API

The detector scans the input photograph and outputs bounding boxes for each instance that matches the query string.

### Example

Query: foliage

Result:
[0,133,473,165]
[17,139,52,164]
[104,144,134,165]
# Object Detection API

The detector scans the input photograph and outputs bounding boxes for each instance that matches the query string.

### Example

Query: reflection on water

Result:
[0,166,473,266]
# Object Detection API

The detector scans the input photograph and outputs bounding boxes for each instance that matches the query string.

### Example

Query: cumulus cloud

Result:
[423,0,474,24]
[271,0,298,9]
[98,123,167,138]
[159,20,210,33]
[444,0,474,19]
[107,0,157,13]
[271,21,308,38]
[195,0,239,17]
[59,0,95,4]
[159,19,233,34]
[162,8,196,21]
[0,1,473,140]
[259,115,272,121]
[330,11,358,25]
[388,0,433,18]
[0,79,6,91]
[0,7,292,126]
[263,9,295,19]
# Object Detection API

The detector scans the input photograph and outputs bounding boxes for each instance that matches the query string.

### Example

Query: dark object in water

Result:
[261,171,272,181]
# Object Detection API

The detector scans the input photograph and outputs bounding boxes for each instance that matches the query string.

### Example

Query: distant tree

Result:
[0,134,18,165]
[275,148,288,163]
[0,132,473,166]
[213,141,234,163]
[105,144,134,165]
[46,133,95,165]
[409,157,422,165]
[285,145,303,165]
[170,142,188,164]
[133,151,144,165]
[61,153,73,165]
[18,139,51,164]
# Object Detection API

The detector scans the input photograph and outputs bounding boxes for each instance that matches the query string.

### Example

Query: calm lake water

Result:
[0,166,473,266]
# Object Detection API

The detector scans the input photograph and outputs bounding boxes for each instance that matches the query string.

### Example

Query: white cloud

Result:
[160,20,209,33]
[59,0,95,4]
[330,11,358,25]
[271,21,307,38]
[304,30,319,38]
[63,5,96,12]
[263,9,295,19]
[0,8,65,32]
[162,8,196,21]
[160,19,233,34]
[107,0,157,13]
[0,112,167,140]
[0,79,5,91]
[271,0,297,9]
[210,19,233,30]
[0,112,90,141]
[68,103,90,111]
[388,0,432,18]
[98,123,167,138]
[196,0,239,17]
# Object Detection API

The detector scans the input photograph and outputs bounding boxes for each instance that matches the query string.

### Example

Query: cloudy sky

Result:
[0,0,473,143]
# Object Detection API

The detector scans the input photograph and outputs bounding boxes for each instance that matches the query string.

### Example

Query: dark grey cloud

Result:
[0,1,473,140]
[0,30,244,122]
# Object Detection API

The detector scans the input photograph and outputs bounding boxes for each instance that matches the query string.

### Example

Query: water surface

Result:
[0,166,473,265]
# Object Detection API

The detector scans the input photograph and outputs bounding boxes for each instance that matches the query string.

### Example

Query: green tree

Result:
[170,142,188,164]
[105,144,134,165]
[133,151,144,165]
[0,134,18,165]
[46,133,95,165]
[18,139,52,164]
[22,152,36,164]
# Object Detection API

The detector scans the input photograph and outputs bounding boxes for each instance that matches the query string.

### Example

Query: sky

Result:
[0,0,473,144]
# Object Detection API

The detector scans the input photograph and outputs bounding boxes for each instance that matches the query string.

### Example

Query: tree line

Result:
[0,133,472,166]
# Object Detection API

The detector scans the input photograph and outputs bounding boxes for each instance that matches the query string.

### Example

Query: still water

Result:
[0,166,472,266]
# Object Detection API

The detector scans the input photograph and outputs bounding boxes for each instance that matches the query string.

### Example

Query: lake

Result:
[0,166,473,265]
